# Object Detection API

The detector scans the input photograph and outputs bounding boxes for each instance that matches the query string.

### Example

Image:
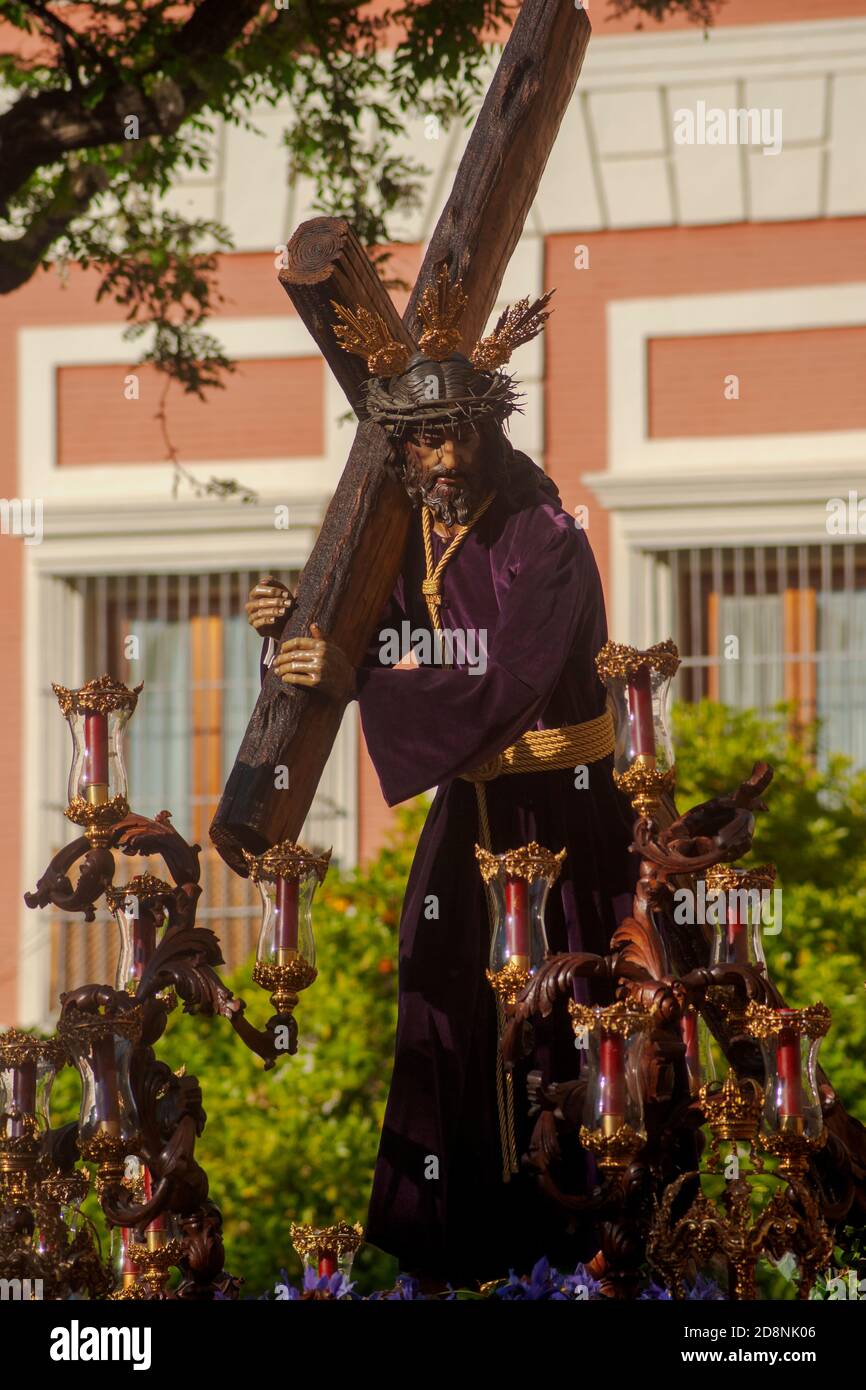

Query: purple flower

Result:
[259,1267,300,1301]
[369,1275,426,1301]
[686,1274,726,1301]
[300,1266,355,1298]
[494,1258,599,1301]
[640,1279,671,1301]
[258,1265,356,1299]
[640,1274,725,1301]
[562,1263,603,1300]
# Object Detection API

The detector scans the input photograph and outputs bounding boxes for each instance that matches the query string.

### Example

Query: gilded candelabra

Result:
[7,674,327,1300]
[488,637,866,1300]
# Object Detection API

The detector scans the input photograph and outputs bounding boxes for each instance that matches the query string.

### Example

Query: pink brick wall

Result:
[648,326,866,439]
[56,357,324,466]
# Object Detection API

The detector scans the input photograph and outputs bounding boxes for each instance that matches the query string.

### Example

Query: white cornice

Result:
[582,18,866,85]
[40,494,328,536]
[584,464,866,512]
[27,495,327,576]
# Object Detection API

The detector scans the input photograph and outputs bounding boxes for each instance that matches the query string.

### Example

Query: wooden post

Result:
[278,218,416,414]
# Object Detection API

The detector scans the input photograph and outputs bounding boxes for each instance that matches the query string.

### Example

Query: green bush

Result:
[673,701,866,1116]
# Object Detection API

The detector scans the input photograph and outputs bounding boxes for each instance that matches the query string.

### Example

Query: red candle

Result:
[275,877,299,953]
[777,1016,803,1119]
[318,1252,337,1279]
[91,1035,121,1132]
[680,1009,700,1086]
[11,1058,37,1138]
[726,897,748,965]
[120,1227,137,1279]
[83,712,110,787]
[600,1030,626,1122]
[143,1165,166,1233]
[132,914,157,980]
[505,876,529,959]
[627,665,655,758]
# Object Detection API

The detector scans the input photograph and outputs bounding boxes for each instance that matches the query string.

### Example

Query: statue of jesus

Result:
[246,275,636,1288]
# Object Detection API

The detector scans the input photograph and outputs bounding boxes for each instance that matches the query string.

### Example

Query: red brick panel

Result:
[363,0,866,44]
[600,0,866,31]
[648,326,866,438]
[56,357,324,466]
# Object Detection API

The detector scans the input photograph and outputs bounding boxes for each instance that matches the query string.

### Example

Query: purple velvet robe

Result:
[353,460,637,1284]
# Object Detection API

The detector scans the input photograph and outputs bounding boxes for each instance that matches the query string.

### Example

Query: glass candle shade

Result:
[58,999,142,1176]
[0,1031,64,1144]
[249,844,330,969]
[38,1170,90,1238]
[32,1168,91,1267]
[475,843,566,1005]
[113,1173,184,1299]
[52,676,141,843]
[108,1156,144,1291]
[107,875,173,993]
[745,1001,830,1172]
[680,1005,702,1096]
[595,640,679,778]
[571,1000,650,1167]
[291,1221,364,1284]
[110,1222,142,1292]
[698,1011,728,1088]
[243,841,331,1015]
[108,1157,172,1293]
[705,864,776,973]
[595,640,680,818]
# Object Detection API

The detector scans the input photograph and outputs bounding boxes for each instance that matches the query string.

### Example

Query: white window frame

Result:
[21,519,359,1025]
[17,311,361,1024]
[584,282,866,641]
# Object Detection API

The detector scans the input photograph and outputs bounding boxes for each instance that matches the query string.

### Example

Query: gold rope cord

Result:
[461,711,614,782]
[420,492,496,631]
[417,493,518,1180]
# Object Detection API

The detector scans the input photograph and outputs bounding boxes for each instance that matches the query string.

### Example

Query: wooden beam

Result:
[278,217,416,412]
[405,3,591,350]
[212,421,410,868]
[211,0,592,869]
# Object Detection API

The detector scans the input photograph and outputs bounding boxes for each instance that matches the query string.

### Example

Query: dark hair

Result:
[393,416,561,513]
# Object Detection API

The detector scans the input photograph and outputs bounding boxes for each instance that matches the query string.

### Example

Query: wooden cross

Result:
[211,0,591,869]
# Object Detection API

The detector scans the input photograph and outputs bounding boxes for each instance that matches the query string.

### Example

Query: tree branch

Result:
[0,164,108,294]
[19,0,108,85]
[0,0,273,212]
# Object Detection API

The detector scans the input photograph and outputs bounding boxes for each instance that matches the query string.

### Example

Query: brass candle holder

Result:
[58,999,143,1194]
[290,1220,364,1282]
[571,999,651,1170]
[244,841,330,1020]
[126,1235,185,1299]
[0,1031,65,1201]
[595,639,680,820]
[476,842,565,1004]
[53,675,142,845]
[745,1000,831,1178]
[698,1068,764,1173]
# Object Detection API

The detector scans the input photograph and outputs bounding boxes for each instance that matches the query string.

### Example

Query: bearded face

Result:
[401,425,492,526]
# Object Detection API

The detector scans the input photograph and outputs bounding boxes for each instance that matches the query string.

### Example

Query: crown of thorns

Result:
[331,265,553,438]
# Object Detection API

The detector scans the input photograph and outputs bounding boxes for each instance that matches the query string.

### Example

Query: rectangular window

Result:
[40,569,356,1005]
[641,543,866,768]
